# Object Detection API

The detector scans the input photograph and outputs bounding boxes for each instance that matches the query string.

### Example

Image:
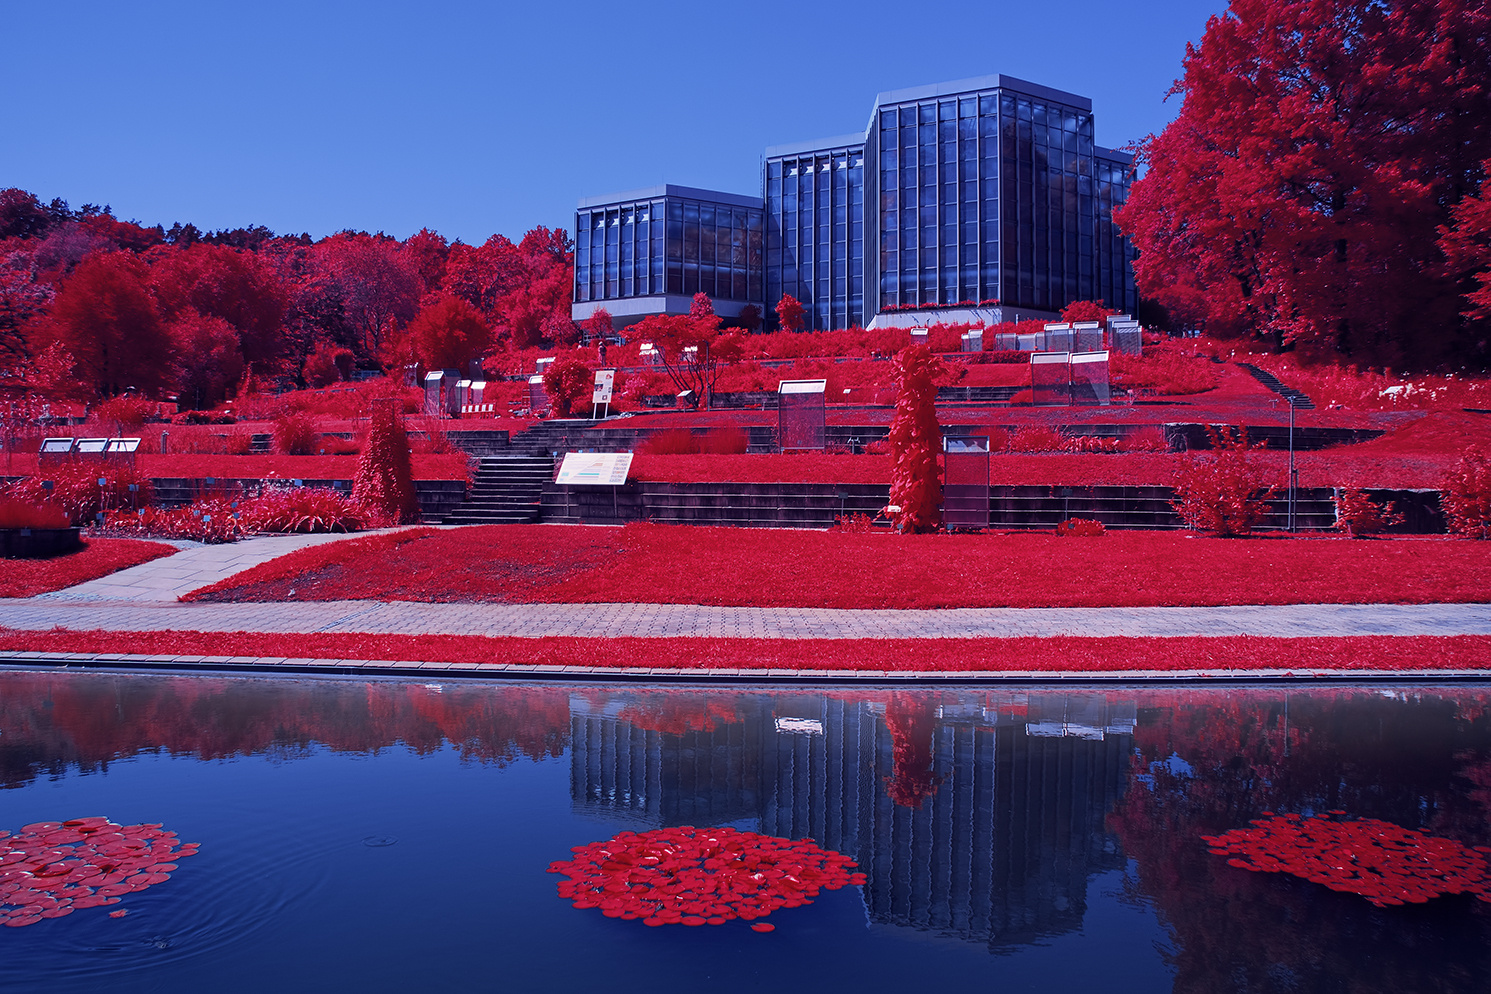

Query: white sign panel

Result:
[555,451,633,486]
[592,369,615,404]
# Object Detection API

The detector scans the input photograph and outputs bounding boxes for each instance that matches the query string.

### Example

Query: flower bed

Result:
[180,524,1491,608]
[1,628,1488,673]
[0,539,176,598]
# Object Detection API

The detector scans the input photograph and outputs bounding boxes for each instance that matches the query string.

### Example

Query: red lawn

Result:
[2,452,470,481]
[0,628,1486,672]
[181,524,1491,608]
[0,539,176,598]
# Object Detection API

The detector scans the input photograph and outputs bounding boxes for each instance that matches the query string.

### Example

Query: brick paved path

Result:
[3,598,1488,639]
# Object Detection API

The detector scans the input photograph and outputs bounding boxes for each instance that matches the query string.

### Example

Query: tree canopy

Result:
[1116,0,1491,370]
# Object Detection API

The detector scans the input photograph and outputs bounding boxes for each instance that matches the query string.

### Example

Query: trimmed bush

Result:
[352,398,419,526]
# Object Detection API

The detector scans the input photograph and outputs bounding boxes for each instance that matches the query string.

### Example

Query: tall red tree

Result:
[775,293,805,333]
[148,243,287,372]
[885,344,944,533]
[1117,0,1491,369]
[405,294,492,372]
[31,251,174,398]
[630,296,744,409]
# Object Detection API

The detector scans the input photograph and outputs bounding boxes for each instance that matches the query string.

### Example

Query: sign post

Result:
[591,368,616,420]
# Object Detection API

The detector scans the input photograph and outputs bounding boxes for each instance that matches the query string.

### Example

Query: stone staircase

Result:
[1236,363,1316,409]
[441,456,553,524]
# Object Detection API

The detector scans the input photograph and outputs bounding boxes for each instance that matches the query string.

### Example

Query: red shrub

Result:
[1007,426,1066,453]
[1334,488,1405,537]
[0,498,71,529]
[352,398,418,526]
[1055,518,1106,537]
[702,426,748,454]
[91,393,157,433]
[1111,345,1219,395]
[1171,428,1277,535]
[273,413,316,455]
[1118,426,1170,453]
[1441,448,1491,539]
[4,464,155,525]
[542,355,593,417]
[638,428,701,455]
[241,486,369,533]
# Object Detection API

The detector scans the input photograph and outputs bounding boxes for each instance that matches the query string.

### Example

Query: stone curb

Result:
[3,651,1488,685]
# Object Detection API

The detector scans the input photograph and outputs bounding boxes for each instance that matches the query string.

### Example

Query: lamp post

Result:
[1287,396,1298,532]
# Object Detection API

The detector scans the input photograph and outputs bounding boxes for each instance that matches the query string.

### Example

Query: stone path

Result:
[3,598,1489,639]
[28,529,422,603]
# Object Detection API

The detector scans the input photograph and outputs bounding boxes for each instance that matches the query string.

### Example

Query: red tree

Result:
[630,299,744,409]
[775,293,805,333]
[405,294,492,372]
[31,251,174,398]
[149,243,287,372]
[542,355,593,417]
[316,233,422,360]
[170,312,245,410]
[352,398,418,526]
[1116,0,1491,368]
[885,344,944,533]
[1440,158,1491,324]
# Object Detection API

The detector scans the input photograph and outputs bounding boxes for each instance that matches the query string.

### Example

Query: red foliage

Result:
[1055,518,1106,537]
[883,695,943,808]
[406,294,492,372]
[4,628,1490,674]
[1116,0,1491,367]
[272,412,316,455]
[0,498,70,529]
[351,398,417,526]
[885,345,943,533]
[179,523,1491,609]
[0,539,173,597]
[3,463,156,526]
[1202,813,1491,907]
[775,293,805,333]
[542,355,593,417]
[1110,343,1220,396]
[547,827,865,928]
[1060,300,1118,326]
[1171,428,1278,535]
[0,817,199,928]
[31,252,173,400]
[1333,488,1405,537]
[1442,447,1491,539]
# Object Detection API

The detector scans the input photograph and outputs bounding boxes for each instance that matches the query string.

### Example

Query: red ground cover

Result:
[1,539,176,598]
[2,453,470,481]
[1,628,1487,672]
[180,525,1491,608]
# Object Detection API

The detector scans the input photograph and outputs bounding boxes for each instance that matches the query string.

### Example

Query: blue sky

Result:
[1,0,1228,244]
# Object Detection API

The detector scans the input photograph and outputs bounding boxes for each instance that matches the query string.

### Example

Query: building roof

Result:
[872,73,1093,113]
[763,133,868,160]
[576,184,763,211]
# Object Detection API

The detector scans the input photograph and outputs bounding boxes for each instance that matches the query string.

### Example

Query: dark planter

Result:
[1,527,83,558]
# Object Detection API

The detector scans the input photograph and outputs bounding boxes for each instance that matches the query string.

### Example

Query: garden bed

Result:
[0,628,1486,673]
[0,538,176,597]
[181,524,1491,608]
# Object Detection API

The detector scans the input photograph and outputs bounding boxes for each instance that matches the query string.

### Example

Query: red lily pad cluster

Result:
[1202,812,1491,907]
[547,826,866,929]
[1,817,199,928]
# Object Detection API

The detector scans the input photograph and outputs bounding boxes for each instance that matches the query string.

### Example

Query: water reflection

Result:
[3,671,1491,993]
[570,689,1135,950]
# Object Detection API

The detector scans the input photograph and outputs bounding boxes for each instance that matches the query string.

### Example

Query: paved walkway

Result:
[3,598,1489,639]
[29,529,421,602]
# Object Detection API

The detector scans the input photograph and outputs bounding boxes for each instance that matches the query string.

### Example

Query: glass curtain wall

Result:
[575,195,764,306]
[999,92,1097,311]
[1095,151,1138,314]
[765,145,865,330]
[872,92,1001,312]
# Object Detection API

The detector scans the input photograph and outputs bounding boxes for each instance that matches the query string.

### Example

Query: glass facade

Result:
[1095,148,1138,315]
[765,141,865,330]
[573,76,1136,330]
[574,189,763,307]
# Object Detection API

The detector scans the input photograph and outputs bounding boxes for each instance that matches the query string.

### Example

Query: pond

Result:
[2,671,1490,993]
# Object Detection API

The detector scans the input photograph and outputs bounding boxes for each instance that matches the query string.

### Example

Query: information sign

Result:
[554,451,633,486]
[592,369,615,404]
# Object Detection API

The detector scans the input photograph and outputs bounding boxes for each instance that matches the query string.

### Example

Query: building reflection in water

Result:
[569,690,1136,951]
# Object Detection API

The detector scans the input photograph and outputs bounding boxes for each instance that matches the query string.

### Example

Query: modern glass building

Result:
[571,75,1135,332]
[571,185,764,328]
[764,136,866,331]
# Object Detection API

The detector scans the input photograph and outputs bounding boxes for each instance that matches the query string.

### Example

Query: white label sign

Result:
[555,451,633,486]
[592,369,615,404]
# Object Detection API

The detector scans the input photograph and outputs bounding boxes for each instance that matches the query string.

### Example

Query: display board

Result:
[1069,351,1111,406]
[943,435,990,530]
[528,374,548,414]
[778,379,827,451]
[592,369,615,404]
[554,451,633,486]
[1030,352,1072,406]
